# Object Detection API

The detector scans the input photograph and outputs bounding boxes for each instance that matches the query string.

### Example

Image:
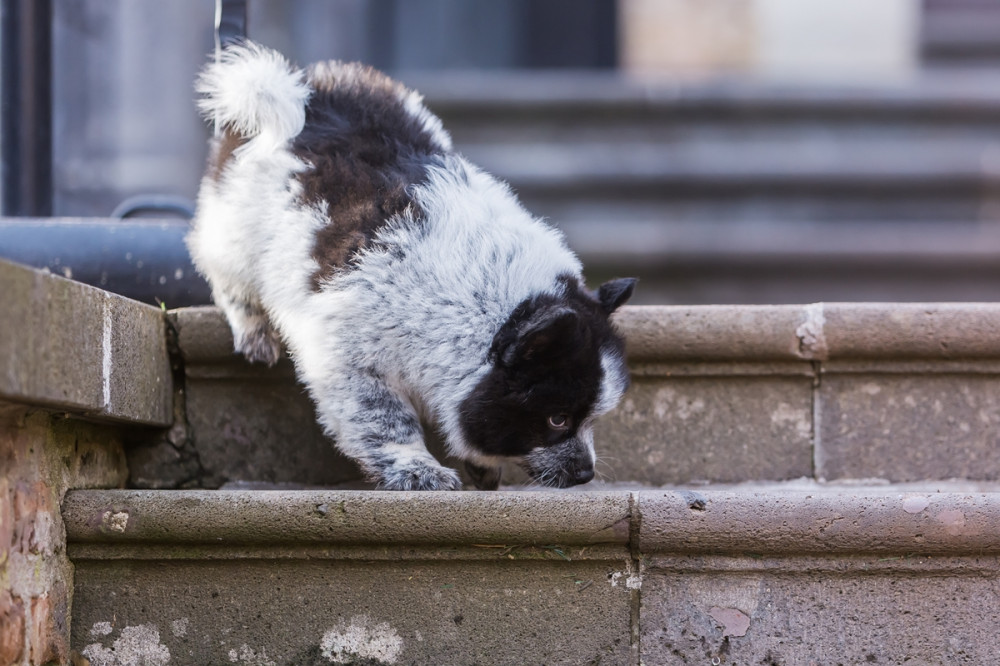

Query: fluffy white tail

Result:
[196,41,310,145]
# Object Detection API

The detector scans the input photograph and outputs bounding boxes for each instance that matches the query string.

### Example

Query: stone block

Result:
[637,490,1000,662]
[66,490,635,665]
[73,557,632,666]
[163,303,1000,489]
[640,555,1000,664]
[597,369,814,485]
[164,306,357,487]
[184,376,358,487]
[818,370,1000,481]
[613,305,819,362]
[637,491,1000,555]
[823,303,1000,359]
[0,259,172,426]
[65,489,1000,663]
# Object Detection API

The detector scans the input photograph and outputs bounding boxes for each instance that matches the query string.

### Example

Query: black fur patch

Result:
[465,461,502,490]
[291,63,445,290]
[458,277,628,460]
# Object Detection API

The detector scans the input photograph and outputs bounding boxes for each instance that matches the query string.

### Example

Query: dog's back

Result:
[189,42,635,490]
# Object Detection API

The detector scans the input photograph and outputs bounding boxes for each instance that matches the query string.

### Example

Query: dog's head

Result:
[458,276,636,488]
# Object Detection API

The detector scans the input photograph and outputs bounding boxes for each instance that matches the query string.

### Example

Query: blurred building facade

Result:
[10,0,1000,303]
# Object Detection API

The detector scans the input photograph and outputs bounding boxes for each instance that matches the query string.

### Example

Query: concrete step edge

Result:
[61,489,632,548]
[64,489,1000,558]
[0,258,173,426]
[174,303,1000,365]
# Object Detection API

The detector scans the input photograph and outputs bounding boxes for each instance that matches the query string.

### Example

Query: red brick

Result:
[0,478,12,566]
[0,590,25,665]
[30,594,65,666]
[12,481,51,556]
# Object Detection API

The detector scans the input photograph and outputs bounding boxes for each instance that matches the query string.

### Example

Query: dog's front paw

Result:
[234,325,283,366]
[378,461,462,491]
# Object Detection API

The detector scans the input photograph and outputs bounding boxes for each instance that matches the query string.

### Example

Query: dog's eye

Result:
[547,414,570,430]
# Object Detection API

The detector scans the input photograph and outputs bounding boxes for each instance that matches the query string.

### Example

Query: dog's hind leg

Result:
[317,369,461,490]
[214,288,283,367]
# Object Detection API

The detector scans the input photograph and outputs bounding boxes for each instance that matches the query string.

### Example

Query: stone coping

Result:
[622,303,1000,362]
[61,490,632,547]
[0,259,172,426]
[63,489,1000,557]
[174,303,1000,365]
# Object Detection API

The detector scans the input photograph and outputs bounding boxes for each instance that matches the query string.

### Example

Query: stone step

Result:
[416,72,1000,226]
[63,487,1000,664]
[411,73,1000,302]
[126,304,1000,491]
[569,219,1000,304]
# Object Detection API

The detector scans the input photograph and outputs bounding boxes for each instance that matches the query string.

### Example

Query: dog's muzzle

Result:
[522,435,596,488]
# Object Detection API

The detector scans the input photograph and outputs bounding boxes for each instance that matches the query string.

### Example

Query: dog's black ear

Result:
[501,306,579,366]
[598,278,637,314]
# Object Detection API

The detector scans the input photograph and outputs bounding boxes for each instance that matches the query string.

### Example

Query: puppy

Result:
[188,42,636,490]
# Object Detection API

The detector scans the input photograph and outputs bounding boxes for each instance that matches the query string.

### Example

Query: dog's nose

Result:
[573,466,594,485]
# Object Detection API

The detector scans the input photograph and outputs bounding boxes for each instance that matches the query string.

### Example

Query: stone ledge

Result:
[66,488,1000,665]
[152,304,1000,489]
[619,302,1000,362]
[63,489,1000,558]
[0,259,172,426]
[175,303,1000,365]
[61,490,632,548]
[639,491,1000,556]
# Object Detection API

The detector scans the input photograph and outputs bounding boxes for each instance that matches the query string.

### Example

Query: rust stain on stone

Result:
[936,509,968,536]
[709,606,751,637]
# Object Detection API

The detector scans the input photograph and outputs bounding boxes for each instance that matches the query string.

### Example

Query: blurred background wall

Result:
[9,0,1000,304]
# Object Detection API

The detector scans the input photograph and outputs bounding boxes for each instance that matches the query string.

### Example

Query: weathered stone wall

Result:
[63,489,1000,665]
[0,259,172,665]
[1,407,128,665]
[140,303,1000,490]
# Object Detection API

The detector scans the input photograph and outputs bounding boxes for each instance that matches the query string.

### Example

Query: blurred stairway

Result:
[922,0,1000,70]
[410,68,1000,305]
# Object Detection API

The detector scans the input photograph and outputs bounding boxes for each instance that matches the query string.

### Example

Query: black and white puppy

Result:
[188,42,636,490]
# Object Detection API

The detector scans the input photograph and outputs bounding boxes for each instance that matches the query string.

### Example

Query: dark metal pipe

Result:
[0,218,212,307]
[1,0,52,216]
[215,0,247,50]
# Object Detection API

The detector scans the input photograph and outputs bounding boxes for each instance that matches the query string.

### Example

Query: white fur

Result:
[189,43,625,490]
[262,155,581,465]
[401,90,453,152]
[196,42,310,152]
[595,348,630,416]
